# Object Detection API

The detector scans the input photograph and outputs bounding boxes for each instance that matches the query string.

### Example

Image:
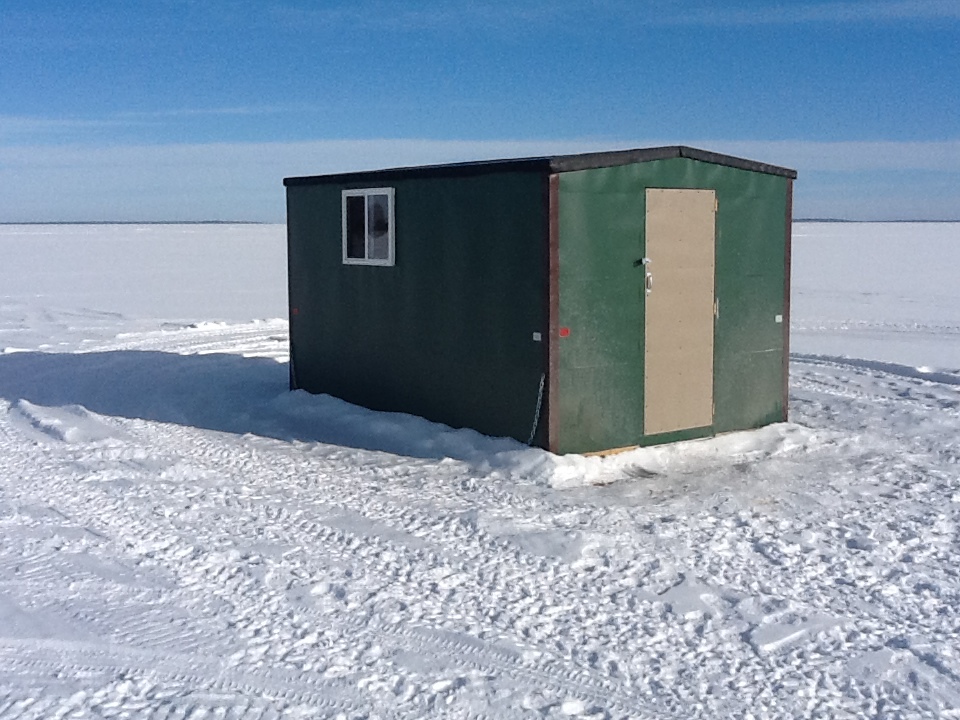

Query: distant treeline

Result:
[0,220,267,226]
[796,218,960,223]
[4,219,957,225]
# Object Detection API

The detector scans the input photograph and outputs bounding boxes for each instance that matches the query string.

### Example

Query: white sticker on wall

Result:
[775,314,783,323]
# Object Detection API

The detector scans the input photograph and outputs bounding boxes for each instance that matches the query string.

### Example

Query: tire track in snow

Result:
[104,456,662,715]
[0,414,936,720]
[0,392,903,717]
[0,401,680,717]
[123,417,901,717]
[792,355,960,413]
[86,320,289,360]
[135,423,716,715]
[0,410,353,717]
[0,639,364,719]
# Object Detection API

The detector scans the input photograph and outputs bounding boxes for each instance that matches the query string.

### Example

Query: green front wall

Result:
[286,170,548,444]
[557,158,788,454]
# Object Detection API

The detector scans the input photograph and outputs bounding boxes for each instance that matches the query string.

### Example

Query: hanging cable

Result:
[526,373,546,446]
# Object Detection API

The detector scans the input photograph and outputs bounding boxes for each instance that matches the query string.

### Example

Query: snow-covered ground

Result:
[0,221,958,719]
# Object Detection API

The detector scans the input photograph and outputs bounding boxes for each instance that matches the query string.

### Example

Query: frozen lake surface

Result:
[791,221,960,369]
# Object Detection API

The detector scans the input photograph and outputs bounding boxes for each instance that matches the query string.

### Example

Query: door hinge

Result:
[714,299,719,319]
[714,196,719,212]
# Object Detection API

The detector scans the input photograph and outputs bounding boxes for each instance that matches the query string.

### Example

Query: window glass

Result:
[342,187,394,265]
[367,193,390,260]
[345,195,366,259]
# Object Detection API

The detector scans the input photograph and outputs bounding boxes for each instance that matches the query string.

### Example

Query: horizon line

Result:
[3,219,960,226]
[0,220,268,226]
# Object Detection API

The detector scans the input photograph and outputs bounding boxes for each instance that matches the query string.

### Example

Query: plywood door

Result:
[643,188,716,436]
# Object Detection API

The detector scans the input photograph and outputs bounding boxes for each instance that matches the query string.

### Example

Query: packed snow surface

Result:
[1,222,959,718]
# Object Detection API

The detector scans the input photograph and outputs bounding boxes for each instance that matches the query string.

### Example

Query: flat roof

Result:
[283,145,797,187]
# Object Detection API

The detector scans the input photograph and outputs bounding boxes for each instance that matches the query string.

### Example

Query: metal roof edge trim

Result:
[679,146,798,179]
[283,145,797,186]
[283,157,551,186]
[548,146,797,178]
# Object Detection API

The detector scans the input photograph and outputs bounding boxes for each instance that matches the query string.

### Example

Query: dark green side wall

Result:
[286,170,549,445]
[556,158,788,454]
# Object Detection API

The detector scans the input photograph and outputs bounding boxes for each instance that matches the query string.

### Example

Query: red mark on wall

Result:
[291,307,300,316]
[559,327,570,337]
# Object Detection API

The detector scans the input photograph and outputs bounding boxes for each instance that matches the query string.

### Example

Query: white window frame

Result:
[342,187,395,266]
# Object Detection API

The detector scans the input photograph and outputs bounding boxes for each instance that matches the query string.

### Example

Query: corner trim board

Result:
[783,179,793,421]
[547,173,560,453]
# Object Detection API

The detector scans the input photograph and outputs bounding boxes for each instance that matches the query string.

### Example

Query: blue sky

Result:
[1,0,958,221]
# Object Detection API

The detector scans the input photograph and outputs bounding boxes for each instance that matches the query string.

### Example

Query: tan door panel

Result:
[644,189,716,435]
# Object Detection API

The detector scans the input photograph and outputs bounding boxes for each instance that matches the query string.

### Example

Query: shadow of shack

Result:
[284,146,796,455]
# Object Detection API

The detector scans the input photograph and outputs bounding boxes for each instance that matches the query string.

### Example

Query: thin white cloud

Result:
[0,115,128,139]
[1,138,959,222]
[644,0,960,26]
[688,139,960,172]
[115,106,300,119]
[0,139,606,222]
[268,1,568,33]
[0,107,302,143]
[267,0,960,30]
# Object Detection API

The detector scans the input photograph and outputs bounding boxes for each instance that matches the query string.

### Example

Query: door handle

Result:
[645,272,653,294]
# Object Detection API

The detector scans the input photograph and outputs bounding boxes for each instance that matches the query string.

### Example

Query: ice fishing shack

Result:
[283,146,796,455]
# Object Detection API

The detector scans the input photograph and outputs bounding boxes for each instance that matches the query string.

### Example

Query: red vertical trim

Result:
[782,179,793,421]
[547,174,561,453]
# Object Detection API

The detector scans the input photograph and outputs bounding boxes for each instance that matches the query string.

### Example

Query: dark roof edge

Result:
[283,156,550,186]
[283,145,797,186]
[548,145,798,178]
